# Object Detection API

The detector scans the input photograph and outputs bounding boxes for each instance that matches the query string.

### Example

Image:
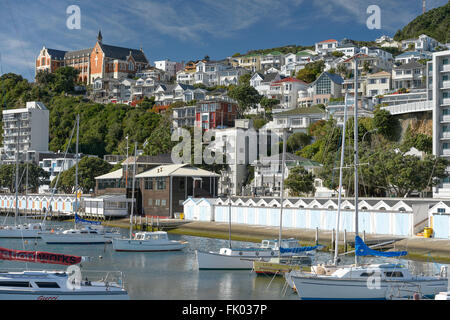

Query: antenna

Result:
[422,0,426,14]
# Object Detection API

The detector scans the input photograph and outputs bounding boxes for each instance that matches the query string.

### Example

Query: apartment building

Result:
[1,101,49,164]
[365,71,392,97]
[432,50,450,198]
[392,61,426,90]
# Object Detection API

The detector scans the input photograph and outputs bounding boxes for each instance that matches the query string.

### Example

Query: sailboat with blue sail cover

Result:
[285,71,448,300]
[286,236,448,300]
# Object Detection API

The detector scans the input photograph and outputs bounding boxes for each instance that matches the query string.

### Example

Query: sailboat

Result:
[0,122,46,238]
[40,115,118,244]
[285,68,449,300]
[112,142,187,252]
[0,246,129,300]
[196,131,319,270]
[252,128,322,275]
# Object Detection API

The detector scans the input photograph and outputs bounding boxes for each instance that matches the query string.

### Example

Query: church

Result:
[35,31,149,84]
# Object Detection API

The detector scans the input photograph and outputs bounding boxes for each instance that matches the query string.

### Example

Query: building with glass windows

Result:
[432,50,450,198]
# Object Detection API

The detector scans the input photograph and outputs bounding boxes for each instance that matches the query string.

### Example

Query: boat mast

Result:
[334,92,348,266]
[25,162,28,220]
[228,195,232,249]
[354,58,359,266]
[74,114,79,229]
[14,115,21,226]
[278,128,287,258]
[129,141,137,239]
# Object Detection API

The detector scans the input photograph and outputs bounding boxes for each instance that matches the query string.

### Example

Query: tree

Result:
[259,97,279,111]
[238,73,252,86]
[227,84,262,117]
[331,51,344,58]
[296,60,325,83]
[286,132,311,152]
[373,109,399,140]
[143,113,175,156]
[0,163,49,193]
[51,157,112,193]
[284,166,315,196]
[51,67,80,93]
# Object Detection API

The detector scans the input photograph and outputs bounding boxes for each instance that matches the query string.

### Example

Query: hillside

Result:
[394,1,450,44]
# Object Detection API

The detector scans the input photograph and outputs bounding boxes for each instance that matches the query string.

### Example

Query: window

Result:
[443,58,449,65]
[155,199,161,206]
[384,272,403,278]
[437,208,445,213]
[161,199,166,207]
[144,178,153,190]
[0,281,31,287]
[380,78,387,84]
[35,282,61,288]
[156,177,166,190]
[148,199,153,206]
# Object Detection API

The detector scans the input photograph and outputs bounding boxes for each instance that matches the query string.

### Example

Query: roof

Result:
[46,48,67,59]
[135,164,220,178]
[296,51,313,56]
[273,106,325,117]
[95,169,123,180]
[99,43,148,64]
[271,77,307,85]
[314,72,344,85]
[64,48,92,59]
[395,51,427,58]
[394,61,425,70]
[367,71,391,78]
[121,154,173,165]
[318,39,338,43]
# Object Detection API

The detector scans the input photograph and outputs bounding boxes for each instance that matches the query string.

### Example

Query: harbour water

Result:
[1,217,448,299]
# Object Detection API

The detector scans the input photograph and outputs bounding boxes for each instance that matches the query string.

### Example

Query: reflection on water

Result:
[0,217,448,299]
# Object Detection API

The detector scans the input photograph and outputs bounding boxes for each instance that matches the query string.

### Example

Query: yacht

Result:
[40,226,119,244]
[0,270,129,300]
[113,231,187,252]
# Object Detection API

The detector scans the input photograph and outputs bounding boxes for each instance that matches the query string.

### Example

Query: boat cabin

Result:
[331,264,412,280]
[133,231,169,241]
[260,238,300,249]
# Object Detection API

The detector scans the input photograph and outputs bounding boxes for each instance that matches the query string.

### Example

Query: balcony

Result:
[442,98,450,106]
[442,149,450,156]
[442,81,450,89]
[441,115,450,123]
[441,65,450,73]
[442,132,450,139]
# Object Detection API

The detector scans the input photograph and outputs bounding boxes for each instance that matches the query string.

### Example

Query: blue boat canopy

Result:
[279,245,322,253]
[355,236,407,257]
[75,213,102,225]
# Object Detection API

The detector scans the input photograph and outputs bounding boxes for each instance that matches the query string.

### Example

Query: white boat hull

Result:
[290,275,448,300]
[40,233,112,244]
[0,290,129,300]
[113,238,186,252]
[0,229,41,238]
[196,250,276,270]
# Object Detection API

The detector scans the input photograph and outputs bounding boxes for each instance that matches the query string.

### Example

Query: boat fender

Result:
[255,251,259,256]
[239,252,243,256]
[271,251,274,256]
[413,293,420,300]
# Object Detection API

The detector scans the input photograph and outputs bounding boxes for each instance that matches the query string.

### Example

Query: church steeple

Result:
[97,30,103,44]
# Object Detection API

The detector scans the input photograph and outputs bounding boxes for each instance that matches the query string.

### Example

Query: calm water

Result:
[1,217,448,299]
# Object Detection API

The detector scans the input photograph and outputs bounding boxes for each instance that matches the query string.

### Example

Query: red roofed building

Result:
[269,77,308,109]
[315,39,339,55]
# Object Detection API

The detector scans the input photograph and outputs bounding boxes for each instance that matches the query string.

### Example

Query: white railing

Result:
[441,65,450,73]
[442,98,450,106]
[442,81,450,89]
[381,100,432,115]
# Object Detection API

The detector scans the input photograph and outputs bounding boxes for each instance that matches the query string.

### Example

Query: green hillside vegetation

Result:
[236,44,314,57]
[394,1,450,44]
[0,69,173,159]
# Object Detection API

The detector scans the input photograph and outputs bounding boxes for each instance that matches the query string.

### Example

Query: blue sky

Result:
[0,0,448,81]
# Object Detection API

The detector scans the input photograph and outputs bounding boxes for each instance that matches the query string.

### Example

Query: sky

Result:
[0,0,448,81]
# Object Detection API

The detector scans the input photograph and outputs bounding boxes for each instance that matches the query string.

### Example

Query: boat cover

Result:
[0,246,82,265]
[75,213,101,225]
[279,245,321,253]
[355,236,407,257]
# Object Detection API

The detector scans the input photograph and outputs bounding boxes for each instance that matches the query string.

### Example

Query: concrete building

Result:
[432,50,450,198]
[1,101,49,164]
[365,71,392,97]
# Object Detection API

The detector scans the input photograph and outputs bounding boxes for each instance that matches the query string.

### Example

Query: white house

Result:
[250,72,282,96]
[268,77,308,109]
[154,59,178,78]
[315,39,339,55]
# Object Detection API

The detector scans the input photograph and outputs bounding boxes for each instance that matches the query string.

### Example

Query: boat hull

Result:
[196,250,270,270]
[40,233,112,244]
[0,230,41,238]
[0,290,129,300]
[290,275,448,300]
[113,238,186,252]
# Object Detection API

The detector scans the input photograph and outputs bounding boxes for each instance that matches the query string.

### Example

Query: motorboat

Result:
[0,246,129,300]
[112,231,187,252]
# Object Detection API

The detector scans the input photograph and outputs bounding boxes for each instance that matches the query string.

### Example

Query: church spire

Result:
[97,30,103,43]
